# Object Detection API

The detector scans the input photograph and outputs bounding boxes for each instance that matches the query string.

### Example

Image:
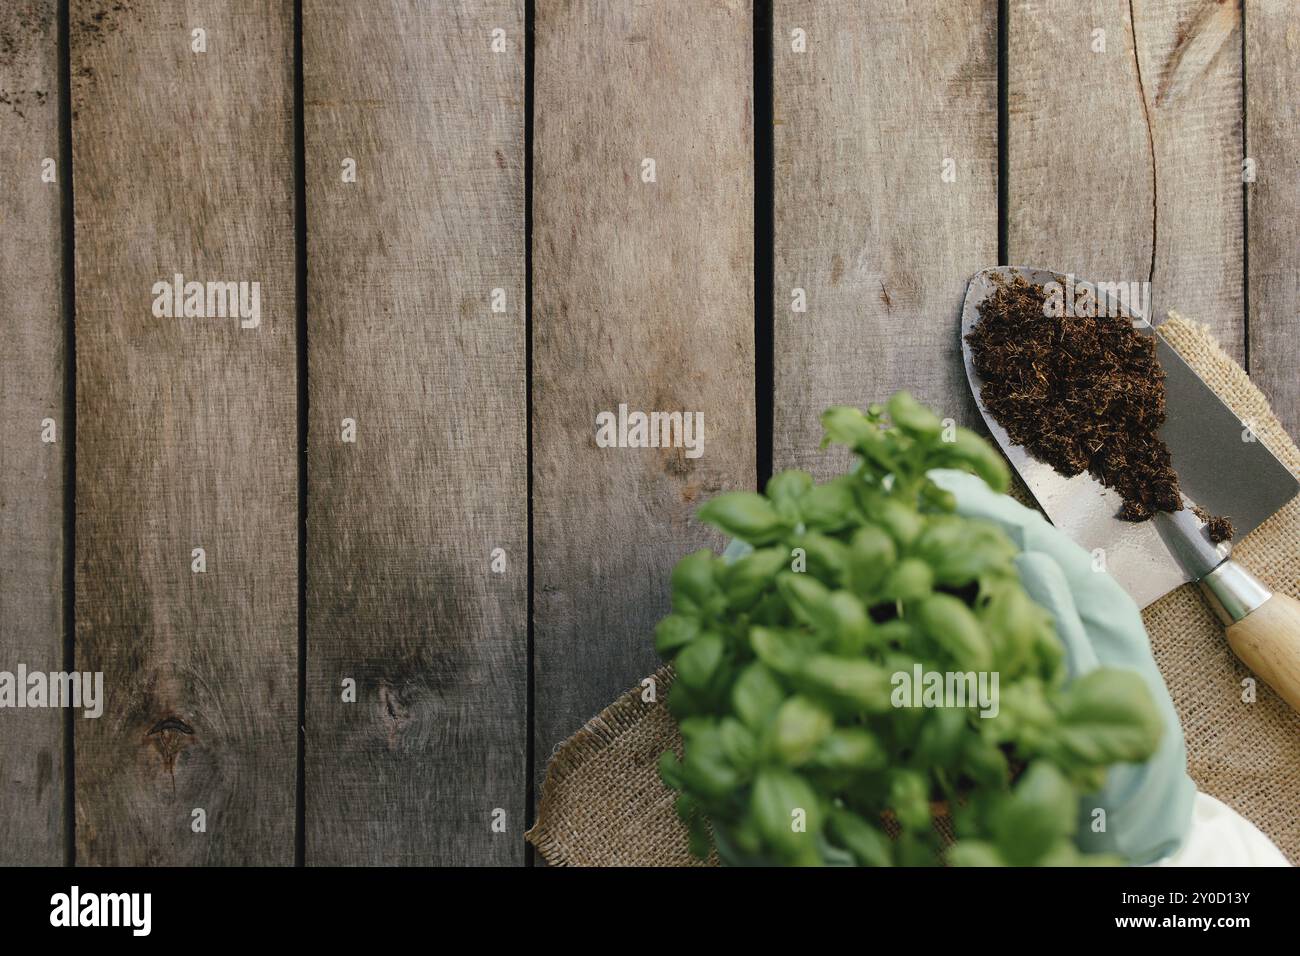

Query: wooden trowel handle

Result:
[1200,561,1300,712]
[1225,593,1300,712]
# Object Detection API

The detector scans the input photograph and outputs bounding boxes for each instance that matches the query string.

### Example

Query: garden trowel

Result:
[961,266,1300,711]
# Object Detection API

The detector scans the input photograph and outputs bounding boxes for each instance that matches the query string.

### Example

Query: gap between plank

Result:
[754,0,774,492]
[524,0,537,867]
[997,0,1008,265]
[57,0,76,870]
[293,0,308,868]
[1240,0,1250,374]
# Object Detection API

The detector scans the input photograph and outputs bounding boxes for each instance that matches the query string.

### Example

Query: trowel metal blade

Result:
[960,266,1300,608]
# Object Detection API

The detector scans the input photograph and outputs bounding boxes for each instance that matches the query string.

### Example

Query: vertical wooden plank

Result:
[1246,2,1300,436]
[533,1,755,769]
[1141,0,1243,359]
[0,0,64,865]
[72,1,296,864]
[1010,0,1244,360]
[772,0,999,478]
[303,1,526,865]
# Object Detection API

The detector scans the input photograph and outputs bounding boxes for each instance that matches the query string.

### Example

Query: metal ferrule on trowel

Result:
[1153,500,1268,627]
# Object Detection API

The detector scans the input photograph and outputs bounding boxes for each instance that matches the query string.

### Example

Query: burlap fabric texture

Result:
[525,314,1300,866]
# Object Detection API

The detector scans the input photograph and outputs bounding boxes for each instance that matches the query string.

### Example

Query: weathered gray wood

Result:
[533,0,755,775]
[1246,2,1300,436]
[304,0,526,865]
[72,1,296,864]
[0,0,64,866]
[1141,0,1244,360]
[773,0,998,477]
[1010,0,1244,360]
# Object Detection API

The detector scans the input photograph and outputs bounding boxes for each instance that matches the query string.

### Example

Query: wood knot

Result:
[147,717,194,737]
[146,716,195,776]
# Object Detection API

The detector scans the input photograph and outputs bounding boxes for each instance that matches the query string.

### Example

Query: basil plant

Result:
[657,393,1164,866]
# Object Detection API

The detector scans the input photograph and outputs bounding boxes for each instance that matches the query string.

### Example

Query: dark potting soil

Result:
[966,273,1234,541]
[1194,506,1236,545]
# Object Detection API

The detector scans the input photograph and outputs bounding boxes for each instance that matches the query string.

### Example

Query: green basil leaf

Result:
[935,427,1010,494]
[987,762,1077,866]
[670,549,720,613]
[820,406,876,448]
[723,547,789,609]
[914,592,993,672]
[749,626,808,677]
[796,532,852,587]
[675,790,698,824]
[776,571,832,629]
[752,769,823,856]
[888,770,932,832]
[680,725,740,799]
[1049,668,1164,766]
[961,735,1011,790]
[718,717,759,771]
[811,728,887,772]
[731,661,786,729]
[658,750,685,791]
[821,590,873,655]
[654,613,700,656]
[915,707,969,765]
[697,492,788,545]
[914,515,1016,587]
[887,390,944,439]
[918,477,958,513]
[797,655,893,713]
[881,557,934,603]
[773,696,834,766]
[687,813,713,859]
[847,524,896,597]
[978,580,1055,677]
[675,631,724,690]
[874,498,923,548]
[828,809,893,867]
[799,477,862,533]
[765,469,813,503]
[946,839,1006,867]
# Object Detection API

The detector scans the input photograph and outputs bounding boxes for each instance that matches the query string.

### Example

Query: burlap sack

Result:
[526,314,1300,866]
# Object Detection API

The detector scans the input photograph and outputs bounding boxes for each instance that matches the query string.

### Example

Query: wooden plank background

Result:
[773,0,998,477]
[303,0,526,866]
[71,0,297,865]
[0,0,64,866]
[1009,0,1244,359]
[531,0,755,780]
[1246,1,1300,439]
[0,0,1297,865]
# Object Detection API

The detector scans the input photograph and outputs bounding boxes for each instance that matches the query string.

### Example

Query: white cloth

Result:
[1155,792,1290,866]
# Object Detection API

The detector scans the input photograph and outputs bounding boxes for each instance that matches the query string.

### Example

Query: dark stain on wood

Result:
[0,0,54,70]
